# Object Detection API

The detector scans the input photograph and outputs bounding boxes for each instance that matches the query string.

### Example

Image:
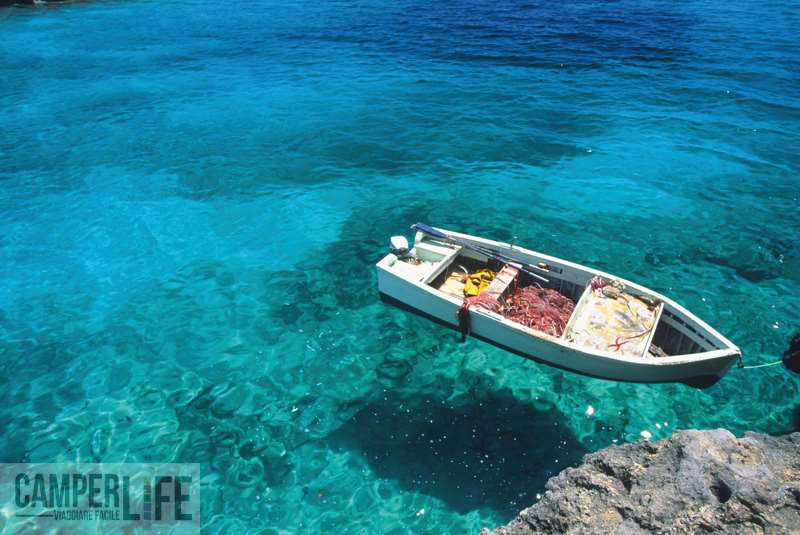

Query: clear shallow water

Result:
[0,0,799,532]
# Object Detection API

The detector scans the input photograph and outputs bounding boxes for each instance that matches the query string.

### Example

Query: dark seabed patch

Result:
[329,379,587,518]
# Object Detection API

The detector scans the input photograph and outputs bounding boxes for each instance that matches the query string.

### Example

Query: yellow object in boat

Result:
[464,269,496,297]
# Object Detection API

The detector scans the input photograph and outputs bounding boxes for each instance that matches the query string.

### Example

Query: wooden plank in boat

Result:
[483,263,520,300]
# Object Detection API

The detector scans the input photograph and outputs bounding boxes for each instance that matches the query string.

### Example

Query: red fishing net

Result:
[459,285,576,338]
[464,293,503,314]
[502,287,576,337]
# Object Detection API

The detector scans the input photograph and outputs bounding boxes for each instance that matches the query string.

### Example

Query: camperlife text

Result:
[0,463,200,534]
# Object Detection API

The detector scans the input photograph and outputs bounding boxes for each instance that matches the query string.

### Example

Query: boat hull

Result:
[377,266,738,388]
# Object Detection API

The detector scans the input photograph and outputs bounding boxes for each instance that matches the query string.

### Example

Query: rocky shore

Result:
[482,429,800,535]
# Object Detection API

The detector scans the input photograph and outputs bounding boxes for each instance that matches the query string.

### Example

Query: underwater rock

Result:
[481,429,800,535]
[209,382,249,417]
[784,332,800,374]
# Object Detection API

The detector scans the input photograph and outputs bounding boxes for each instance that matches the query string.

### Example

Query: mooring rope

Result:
[738,360,783,369]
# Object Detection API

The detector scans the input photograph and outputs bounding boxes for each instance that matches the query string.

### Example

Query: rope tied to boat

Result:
[738,360,783,369]
[457,294,501,341]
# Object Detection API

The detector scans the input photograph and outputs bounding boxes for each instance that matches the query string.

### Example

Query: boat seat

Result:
[564,284,663,357]
[483,263,520,300]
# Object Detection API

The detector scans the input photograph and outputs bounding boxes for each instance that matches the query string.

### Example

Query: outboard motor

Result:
[389,236,410,257]
[783,332,800,374]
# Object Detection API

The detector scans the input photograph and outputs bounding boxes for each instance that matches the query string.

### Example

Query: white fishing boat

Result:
[376,224,741,388]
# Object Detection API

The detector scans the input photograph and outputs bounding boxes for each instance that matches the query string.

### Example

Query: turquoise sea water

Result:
[1,0,799,532]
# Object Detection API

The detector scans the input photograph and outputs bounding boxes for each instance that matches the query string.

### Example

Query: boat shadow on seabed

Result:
[327,374,588,519]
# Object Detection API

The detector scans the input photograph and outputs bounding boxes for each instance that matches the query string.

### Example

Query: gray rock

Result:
[481,429,800,535]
